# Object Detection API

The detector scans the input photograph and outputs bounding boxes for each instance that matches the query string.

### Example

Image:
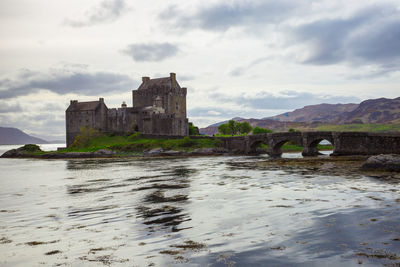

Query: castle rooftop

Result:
[66,98,106,112]
[137,73,180,90]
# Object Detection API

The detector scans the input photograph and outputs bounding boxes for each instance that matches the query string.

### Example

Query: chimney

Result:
[170,72,176,88]
[70,100,78,105]
[121,101,127,108]
[99,98,104,103]
[142,76,150,82]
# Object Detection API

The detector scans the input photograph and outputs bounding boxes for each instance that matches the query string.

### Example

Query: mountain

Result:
[0,127,48,145]
[335,97,400,124]
[199,97,400,135]
[200,118,306,135]
[208,117,245,127]
[265,103,358,122]
[200,117,245,135]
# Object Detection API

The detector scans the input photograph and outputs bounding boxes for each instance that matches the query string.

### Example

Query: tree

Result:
[228,120,237,135]
[238,121,252,134]
[252,126,273,134]
[188,122,200,135]
[218,120,252,135]
[218,123,231,135]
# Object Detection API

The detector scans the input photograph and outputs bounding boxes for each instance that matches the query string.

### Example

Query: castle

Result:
[66,73,188,147]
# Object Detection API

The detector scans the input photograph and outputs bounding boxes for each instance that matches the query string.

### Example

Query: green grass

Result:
[63,134,222,153]
[214,133,248,137]
[313,123,400,132]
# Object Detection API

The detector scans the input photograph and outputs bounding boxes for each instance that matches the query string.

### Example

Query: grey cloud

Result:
[230,56,272,77]
[0,102,22,113]
[292,5,400,70]
[160,1,301,32]
[0,68,138,99]
[211,91,359,110]
[188,107,260,120]
[64,0,127,27]
[122,43,179,62]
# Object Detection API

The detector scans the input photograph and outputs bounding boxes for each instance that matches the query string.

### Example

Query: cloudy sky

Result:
[1,0,400,140]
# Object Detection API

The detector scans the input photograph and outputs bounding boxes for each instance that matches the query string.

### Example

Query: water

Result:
[0,149,400,266]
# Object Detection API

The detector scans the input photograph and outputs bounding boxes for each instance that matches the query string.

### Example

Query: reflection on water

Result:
[0,155,400,266]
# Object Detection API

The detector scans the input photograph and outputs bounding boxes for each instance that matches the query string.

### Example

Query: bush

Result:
[21,144,42,152]
[71,127,101,148]
[252,126,273,134]
[189,122,200,135]
[181,136,195,147]
[128,132,141,140]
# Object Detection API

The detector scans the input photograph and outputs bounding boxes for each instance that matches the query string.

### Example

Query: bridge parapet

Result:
[331,132,400,156]
[145,131,400,157]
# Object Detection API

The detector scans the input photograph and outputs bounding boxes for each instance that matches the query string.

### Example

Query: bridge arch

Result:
[266,132,303,157]
[301,132,335,156]
[249,140,269,154]
[248,134,269,154]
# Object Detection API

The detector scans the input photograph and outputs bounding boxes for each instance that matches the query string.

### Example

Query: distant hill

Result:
[0,127,48,145]
[200,117,245,135]
[200,118,306,135]
[266,103,358,122]
[335,97,400,124]
[199,97,400,135]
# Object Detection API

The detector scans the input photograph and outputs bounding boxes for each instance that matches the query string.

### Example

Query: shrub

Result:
[252,126,273,134]
[71,127,101,148]
[21,144,41,152]
[189,122,200,135]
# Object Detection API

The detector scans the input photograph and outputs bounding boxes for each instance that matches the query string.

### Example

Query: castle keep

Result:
[66,73,188,147]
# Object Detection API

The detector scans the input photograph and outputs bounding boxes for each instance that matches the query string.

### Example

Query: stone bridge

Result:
[212,131,400,157]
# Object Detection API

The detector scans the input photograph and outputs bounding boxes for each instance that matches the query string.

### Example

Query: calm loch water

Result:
[0,147,400,266]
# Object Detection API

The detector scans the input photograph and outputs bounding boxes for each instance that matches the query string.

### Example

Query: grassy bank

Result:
[64,133,222,153]
[64,130,334,154]
[310,123,400,132]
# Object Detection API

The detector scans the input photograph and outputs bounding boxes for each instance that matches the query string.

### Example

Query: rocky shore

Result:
[361,154,400,172]
[2,145,400,174]
[0,145,231,159]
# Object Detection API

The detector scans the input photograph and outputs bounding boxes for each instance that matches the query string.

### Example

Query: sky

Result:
[0,0,400,140]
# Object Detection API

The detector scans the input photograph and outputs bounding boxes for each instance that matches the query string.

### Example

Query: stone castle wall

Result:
[66,74,189,146]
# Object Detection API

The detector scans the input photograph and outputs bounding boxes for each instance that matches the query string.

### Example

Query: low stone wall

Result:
[332,132,400,156]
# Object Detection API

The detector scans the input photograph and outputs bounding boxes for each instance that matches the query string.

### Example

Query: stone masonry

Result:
[66,73,189,147]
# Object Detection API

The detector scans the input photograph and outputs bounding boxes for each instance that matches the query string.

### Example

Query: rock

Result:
[1,144,42,158]
[1,149,19,157]
[93,149,116,156]
[361,154,400,172]
[143,148,163,156]
[162,150,184,156]
[192,148,215,155]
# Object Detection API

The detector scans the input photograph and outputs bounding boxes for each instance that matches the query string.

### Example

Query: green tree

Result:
[228,120,237,135]
[218,120,253,135]
[252,126,273,134]
[218,123,231,135]
[188,122,200,135]
[238,121,252,134]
